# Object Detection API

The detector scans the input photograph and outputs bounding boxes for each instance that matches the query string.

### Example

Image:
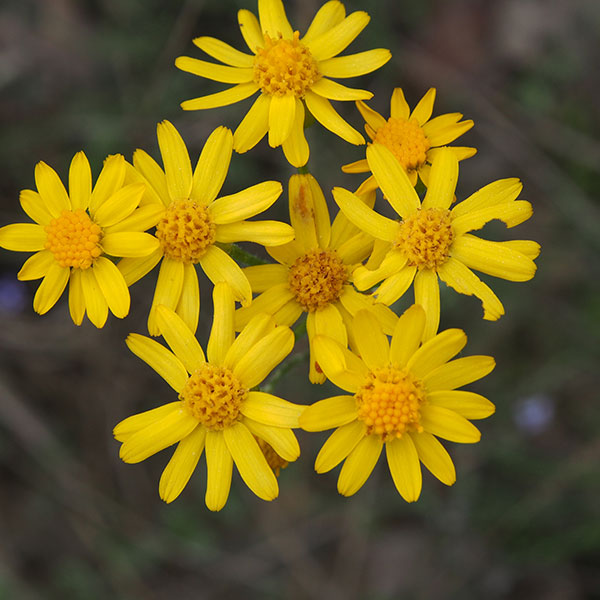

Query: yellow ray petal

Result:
[352,309,389,370]
[420,405,481,443]
[451,178,522,219]
[80,266,108,327]
[216,220,294,246]
[177,262,200,335]
[315,420,366,473]
[423,356,495,392]
[175,56,253,83]
[319,49,391,78]
[191,126,233,206]
[306,11,370,61]
[258,0,293,39]
[282,98,309,168]
[497,239,541,260]
[18,250,54,281]
[406,328,467,379]
[89,155,126,215]
[34,161,70,215]
[157,120,192,203]
[266,239,303,266]
[209,181,282,225]
[238,9,264,53]
[409,88,436,126]
[313,335,367,393]
[389,304,426,367]
[156,304,205,374]
[233,283,294,330]
[338,434,383,496]
[199,245,252,306]
[341,158,369,174]
[0,223,46,252]
[437,257,505,321]
[192,36,254,67]
[311,78,372,101]
[390,87,410,120]
[302,0,346,44]
[299,395,357,431]
[207,282,235,366]
[426,119,474,147]
[149,258,185,336]
[133,149,170,206]
[113,402,180,442]
[67,268,84,325]
[241,391,304,428]
[352,250,407,290]
[372,265,417,305]
[428,390,495,420]
[205,430,233,511]
[311,303,347,346]
[366,144,421,218]
[101,232,160,258]
[268,92,296,147]
[104,203,164,234]
[68,151,92,211]
[293,172,331,250]
[181,82,260,111]
[32,262,69,315]
[386,434,422,502]
[410,431,456,485]
[305,91,365,145]
[19,190,53,226]
[126,333,189,392]
[117,249,163,287]
[414,268,440,342]
[93,183,145,228]
[335,231,373,265]
[224,422,279,500]
[338,286,398,335]
[243,418,300,462]
[451,201,533,237]
[356,99,386,131]
[422,148,459,211]
[92,256,130,319]
[244,264,288,293]
[224,313,276,367]
[421,112,462,135]
[159,426,207,503]
[233,93,271,153]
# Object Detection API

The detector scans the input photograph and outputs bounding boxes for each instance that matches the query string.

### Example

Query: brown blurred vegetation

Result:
[1,0,599,598]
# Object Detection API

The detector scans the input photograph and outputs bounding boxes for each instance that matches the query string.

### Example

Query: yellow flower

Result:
[114,283,302,510]
[333,146,541,340]
[234,173,397,383]
[118,120,294,336]
[343,87,476,191]
[175,0,391,167]
[0,152,161,327]
[300,305,496,501]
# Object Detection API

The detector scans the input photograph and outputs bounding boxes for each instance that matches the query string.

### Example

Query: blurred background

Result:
[1,0,599,598]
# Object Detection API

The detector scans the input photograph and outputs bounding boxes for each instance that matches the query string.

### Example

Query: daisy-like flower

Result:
[342,87,476,192]
[300,305,496,501]
[175,0,391,167]
[333,146,541,341]
[114,283,303,510]
[118,120,294,336]
[234,172,397,383]
[0,152,161,327]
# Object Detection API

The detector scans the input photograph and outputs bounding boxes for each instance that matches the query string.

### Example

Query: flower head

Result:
[0,152,161,327]
[343,87,476,191]
[333,146,541,340]
[175,0,391,167]
[234,172,397,383]
[118,120,294,336]
[299,305,496,501]
[114,283,302,510]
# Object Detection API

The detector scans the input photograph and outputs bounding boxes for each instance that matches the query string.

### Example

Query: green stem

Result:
[223,243,269,266]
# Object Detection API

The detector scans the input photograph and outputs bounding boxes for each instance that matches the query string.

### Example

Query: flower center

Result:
[255,437,289,476]
[395,208,454,270]
[355,365,426,442]
[44,208,102,269]
[156,200,216,263]
[288,249,347,312]
[253,32,320,97]
[180,364,247,430]
[373,118,431,171]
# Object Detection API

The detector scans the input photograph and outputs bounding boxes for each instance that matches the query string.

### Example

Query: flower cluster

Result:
[1,0,539,510]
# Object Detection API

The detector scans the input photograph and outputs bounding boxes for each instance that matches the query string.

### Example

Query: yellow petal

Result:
[265,239,303,266]
[302,0,346,44]
[244,264,288,292]
[314,420,366,473]
[233,325,294,388]
[336,231,373,265]
[451,201,533,237]
[372,265,417,305]
[422,148,459,210]
[390,87,410,120]
[423,355,495,392]
[92,256,130,319]
[299,395,357,431]
[159,426,207,503]
[341,158,369,174]
[19,190,53,226]
[117,249,163,287]
[351,249,406,290]
[113,402,181,442]
[497,239,541,260]
[237,8,264,53]
[101,232,160,258]
[225,313,276,367]
[93,183,145,228]
[332,186,398,241]
[89,155,126,215]
[313,335,367,393]
[304,91,365,145]
[258,0,293,39]
[282,98,309,168]
[243,418,300,462]
[34,161,70,216]
[451,178,522,219]
[414,268,440,342]
[311,77,372,101]
[386,434,422,502]
[409,87,436,126]
[367,144,421,218]
[305,11,370,61]
[356,99,386,131]
[352,309,389,370]
[0,223,46,252]
[311,303,347,346]
[428,390,495,420]
[155,304,205,374]
[426,119,474,147]
[157,120,192,202]
[68,268,85,325]
[338,434,383,496]
[437,257,505,321]
[338,286,398,334]
[450,234,537,282]
[175,262,201,334]
[233,283,294,330]
[175,56,253,83]
[209,181,282,225]
[224,422,279,500]
[192,36,254,67]
[241,391,304,427]
[233,93,271,153]
[199,245,252,306]
[268,93,296,147]
[389,304,426,367]
[181,82,259,111]
[215,220,294,246]
[132,149,170,206]
[406,328,467,379]
[126,333,189,392]
[17,250,53,281]
[205,430,233,511]
[68,151,92,211]
[207,282,235,366]
[191,126,233,205]
[319,49,391,78]
[104,203,164,234]
[410,431,456,485]
[80,266,108,327]
[420,405,481,443]
[148,257,185,336]
[119,407,197,463]
[272,299,303,326]
[32,262,69,315]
